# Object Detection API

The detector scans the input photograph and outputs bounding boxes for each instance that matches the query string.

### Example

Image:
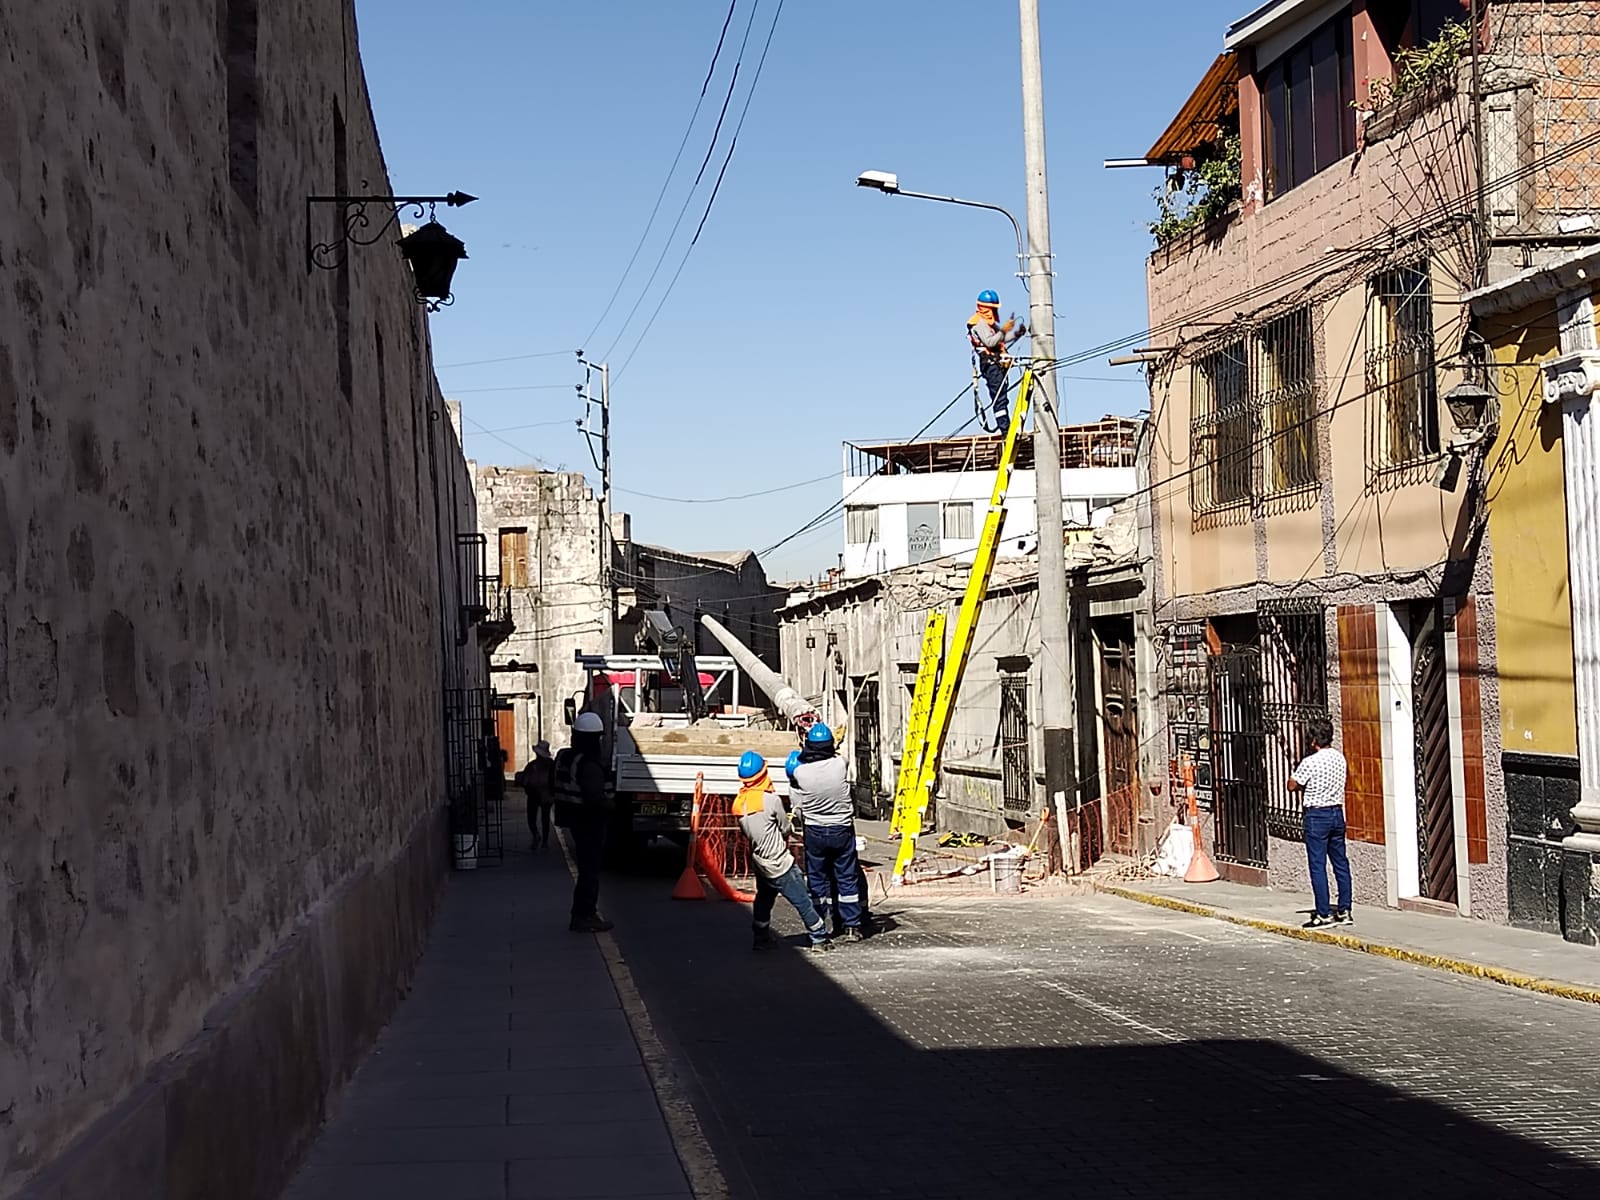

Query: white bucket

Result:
[990,849,1024,895]
[453,834,479,870]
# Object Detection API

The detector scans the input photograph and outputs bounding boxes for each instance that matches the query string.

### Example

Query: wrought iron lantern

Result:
[306,187,477,311]
[1443,379,1494,433]
[399,221,468,309]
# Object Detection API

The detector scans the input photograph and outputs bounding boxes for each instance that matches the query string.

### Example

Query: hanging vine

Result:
[1149,125,1242,247]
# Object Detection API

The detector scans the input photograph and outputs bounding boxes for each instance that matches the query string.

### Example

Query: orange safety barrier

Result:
[682,776,756,903]
[671,782,708,900]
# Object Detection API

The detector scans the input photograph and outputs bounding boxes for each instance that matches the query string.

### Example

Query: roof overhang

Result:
[1464,244,1600,317]
[1146,53,1240,164]
[1224,0,1328,49]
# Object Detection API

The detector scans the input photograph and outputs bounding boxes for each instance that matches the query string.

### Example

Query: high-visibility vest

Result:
[553,749,590,806]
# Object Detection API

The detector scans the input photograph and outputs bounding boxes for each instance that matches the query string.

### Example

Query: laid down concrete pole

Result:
[700,614,817,728]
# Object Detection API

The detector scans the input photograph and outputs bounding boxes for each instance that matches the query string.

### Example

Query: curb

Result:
[1095,883,1600,1007]
[557,835,732,1200]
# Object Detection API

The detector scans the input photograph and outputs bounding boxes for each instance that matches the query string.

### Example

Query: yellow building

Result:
[1468,246,1599,940]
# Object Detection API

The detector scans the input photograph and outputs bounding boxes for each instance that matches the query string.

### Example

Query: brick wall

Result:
[1337,605,1387,844]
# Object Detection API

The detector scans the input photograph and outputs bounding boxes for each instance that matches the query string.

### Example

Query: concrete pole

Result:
[598,362,615,629]
[1019,0,1078,834]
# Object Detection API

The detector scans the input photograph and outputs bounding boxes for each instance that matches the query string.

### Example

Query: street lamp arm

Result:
[893,189,1025,264]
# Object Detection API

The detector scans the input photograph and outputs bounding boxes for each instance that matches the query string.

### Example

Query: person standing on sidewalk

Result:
[555,712,614,933]
[1287,714,1352,929]
[734,751,832,954]
[789,723,867,942]
[517,741,556,850]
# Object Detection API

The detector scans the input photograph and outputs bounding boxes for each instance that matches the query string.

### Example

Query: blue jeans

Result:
[980,359,1011,425]
[753,864,829,944]
[804,823,863,930]
[1304,806,1352,917]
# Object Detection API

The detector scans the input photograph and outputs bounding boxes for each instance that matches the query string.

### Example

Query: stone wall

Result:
[0,3,480,1196]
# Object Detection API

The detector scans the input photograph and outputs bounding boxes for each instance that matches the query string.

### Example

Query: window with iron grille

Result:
[1256,308,1318,495]
[1190,340,1252,512]
[1366,263,1440,479]
[1191,307,1319,514]
[845,505,878,545]
[999,672,1032,814]
[942,502,974,540]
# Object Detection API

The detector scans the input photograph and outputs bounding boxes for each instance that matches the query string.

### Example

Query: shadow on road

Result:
[595,847,1600,1200]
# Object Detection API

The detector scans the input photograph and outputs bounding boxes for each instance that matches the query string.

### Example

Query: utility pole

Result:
[577,354,617,644]
[1018,0,1077,851]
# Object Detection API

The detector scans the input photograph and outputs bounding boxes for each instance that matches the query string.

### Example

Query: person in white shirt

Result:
[1286,714,1352,929]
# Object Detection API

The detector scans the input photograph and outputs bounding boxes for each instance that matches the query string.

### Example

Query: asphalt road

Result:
[598,852,1600,1200]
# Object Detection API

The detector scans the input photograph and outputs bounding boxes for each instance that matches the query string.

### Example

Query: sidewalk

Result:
[1097,872,1600,1003]
[280,829,701,1200]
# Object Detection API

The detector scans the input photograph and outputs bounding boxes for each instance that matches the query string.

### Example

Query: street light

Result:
[307,189,478,311]
[855,170,1024,281]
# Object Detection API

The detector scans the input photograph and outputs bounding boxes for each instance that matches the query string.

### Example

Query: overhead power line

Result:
[614,0,787,380]
[596,2,764,362]
[581,0,742,350]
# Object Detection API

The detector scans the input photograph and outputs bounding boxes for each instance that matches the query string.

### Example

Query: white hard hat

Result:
[573,712,604,734]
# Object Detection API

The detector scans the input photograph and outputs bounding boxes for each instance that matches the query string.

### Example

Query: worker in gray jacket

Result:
[734,751,831,954]
[789,723,867,941]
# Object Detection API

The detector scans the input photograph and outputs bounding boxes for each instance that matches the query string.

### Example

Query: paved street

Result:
[602,852,1600,1200]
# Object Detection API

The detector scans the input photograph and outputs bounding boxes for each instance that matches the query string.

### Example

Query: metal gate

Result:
[1259,600,1329,841]
[1097,619,1140,855]
[1209,645,1268,869]
[852,679,883,814]
[1000,672,1031,814]
[444,687,504,863]
[1412,605,1458,904]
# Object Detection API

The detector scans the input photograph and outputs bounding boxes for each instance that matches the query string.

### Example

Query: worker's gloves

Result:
[1001,319,1016,333]
[1013,321,1029,337]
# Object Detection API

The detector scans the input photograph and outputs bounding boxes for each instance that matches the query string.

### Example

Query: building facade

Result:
[470,467,788,768]
[1142,0,1600,926]
[1,3,492,1196]
[1468,243,1600,942]
[779,507,1157,863]
[840,418,1139,577]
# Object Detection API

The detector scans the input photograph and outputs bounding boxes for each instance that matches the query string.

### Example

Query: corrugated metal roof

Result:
[1146,53,1240,163]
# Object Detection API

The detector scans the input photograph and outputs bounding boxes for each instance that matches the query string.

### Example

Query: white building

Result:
[839,417,1141,577]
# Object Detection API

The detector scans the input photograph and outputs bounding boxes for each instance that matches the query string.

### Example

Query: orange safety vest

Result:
[967,310,1010,360]
[732,771,772,817]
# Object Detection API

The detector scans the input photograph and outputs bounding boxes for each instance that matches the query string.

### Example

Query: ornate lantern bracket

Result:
[306,186,477,309]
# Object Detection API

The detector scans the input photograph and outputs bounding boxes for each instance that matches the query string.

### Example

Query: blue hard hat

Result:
[785,750,801,781]
[805,722,835,749]
[976,289,1000,306]
[737,750,766,780]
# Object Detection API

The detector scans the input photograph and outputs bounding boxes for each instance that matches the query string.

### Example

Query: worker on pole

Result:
[735,752,833,954]
[967,289,1027,429]
[789,723,868,942]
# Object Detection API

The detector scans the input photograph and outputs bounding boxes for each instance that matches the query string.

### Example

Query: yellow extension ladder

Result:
[889,370,1034,882]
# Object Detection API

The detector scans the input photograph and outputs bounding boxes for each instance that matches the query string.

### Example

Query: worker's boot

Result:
[844,926,865,944]
[752,926,775,952]
[569,915,615,934]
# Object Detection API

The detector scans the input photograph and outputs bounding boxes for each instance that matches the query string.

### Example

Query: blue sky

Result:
[354,0,1240,578]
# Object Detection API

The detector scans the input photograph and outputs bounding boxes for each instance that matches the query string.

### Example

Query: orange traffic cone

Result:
[1184,833,1221,883]
[672,778,708,900]
[1181,758,1219,884]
